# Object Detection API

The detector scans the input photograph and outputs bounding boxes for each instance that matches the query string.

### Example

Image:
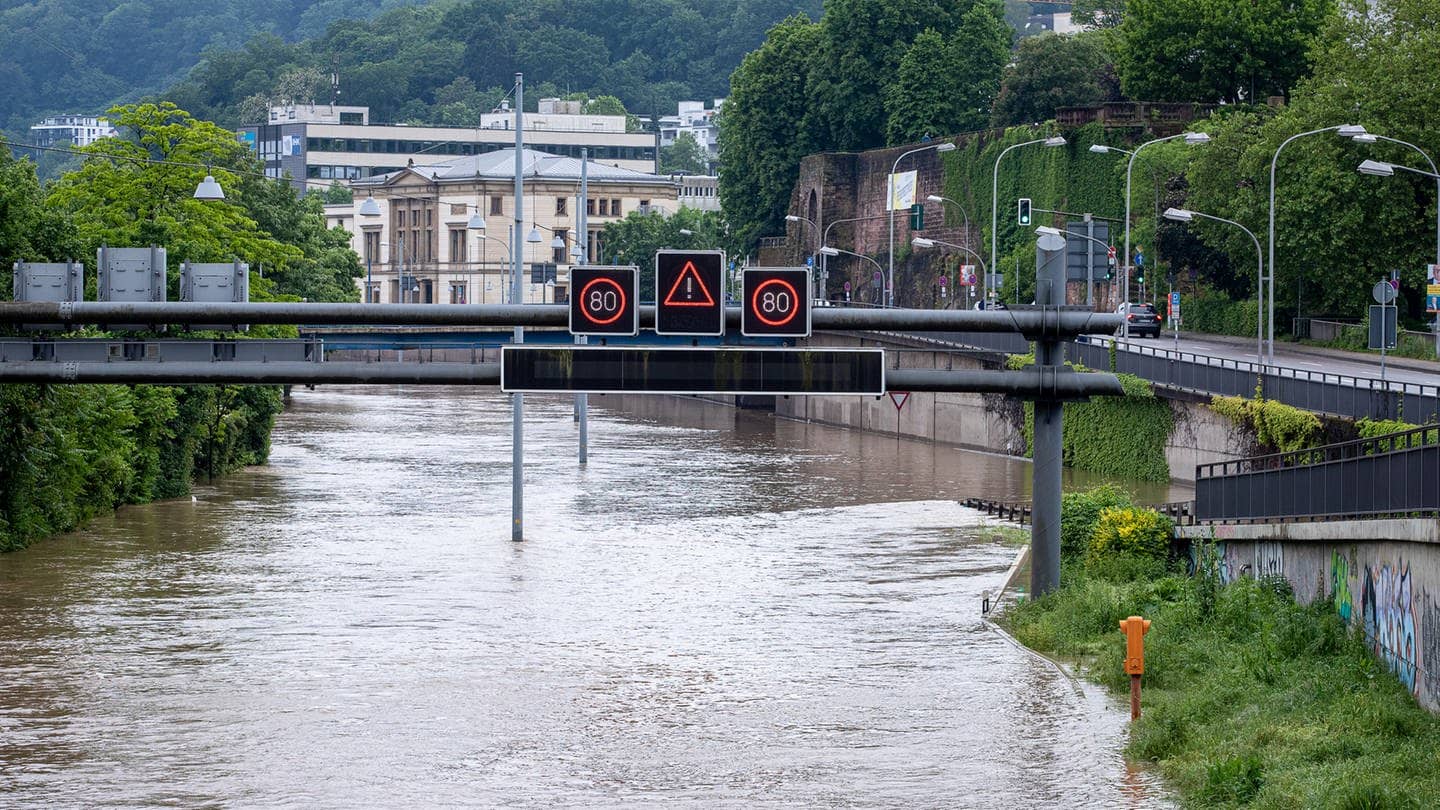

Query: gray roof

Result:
[355,147,673,187]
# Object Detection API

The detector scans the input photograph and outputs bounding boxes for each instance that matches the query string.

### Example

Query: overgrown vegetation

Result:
[1211,393,1322,453]
[1003,488,1440,807]
[1009,354,1174,482]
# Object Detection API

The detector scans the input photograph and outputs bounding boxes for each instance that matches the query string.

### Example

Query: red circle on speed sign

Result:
[579,277,627,325]
[751,278,799,327]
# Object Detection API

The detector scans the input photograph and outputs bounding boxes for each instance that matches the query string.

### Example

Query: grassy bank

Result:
[1002,488,1440,808]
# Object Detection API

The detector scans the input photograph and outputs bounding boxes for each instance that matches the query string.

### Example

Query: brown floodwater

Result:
[0,387,1178,807]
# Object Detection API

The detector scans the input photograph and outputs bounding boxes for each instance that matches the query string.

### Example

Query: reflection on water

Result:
[0,387,1173,807]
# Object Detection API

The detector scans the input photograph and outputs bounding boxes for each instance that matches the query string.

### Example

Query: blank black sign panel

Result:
[501,347,885,395]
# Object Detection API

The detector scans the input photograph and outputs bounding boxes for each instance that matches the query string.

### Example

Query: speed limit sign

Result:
[741,267,811,337]
[569,265,638,336]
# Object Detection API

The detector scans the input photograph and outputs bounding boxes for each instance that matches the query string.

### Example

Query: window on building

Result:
[611,199,621,215]
[449,228,467,264]
[640,199,649,209]
[552,228,568,264]
[599,198,609,216]
[556,197,567,216]
[450,283,467,304]
[490,196,503,216]
[424,229,433,261]
[587,197,596,216]
[364,231,381,265]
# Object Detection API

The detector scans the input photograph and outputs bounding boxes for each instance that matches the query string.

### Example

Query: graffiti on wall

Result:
[1423,598,1440,703]
[1361,560,1418,693]
[1332,550,1353,623]
[1255,541,1284,578]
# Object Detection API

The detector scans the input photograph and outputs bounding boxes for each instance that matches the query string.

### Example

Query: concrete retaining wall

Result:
[1179,520,1440,711]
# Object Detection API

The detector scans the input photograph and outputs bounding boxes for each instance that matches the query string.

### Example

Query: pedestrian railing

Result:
[1195,424,1440,523]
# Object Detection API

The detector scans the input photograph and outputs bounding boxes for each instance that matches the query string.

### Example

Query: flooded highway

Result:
[0,387,1175,807]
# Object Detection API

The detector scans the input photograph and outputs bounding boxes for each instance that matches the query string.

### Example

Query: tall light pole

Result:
[787,213,822,299]
[1094,131,1210,337]
[926,194,974,250]
[1268,124,1365,363]
[1352,134,1440,264]
[819,213,886,304]
[466,214,512,304]
[991,136,1065,306]
[1357,157,1440,358]
[1163,208,1266,362]
[889,142,956,307]
[511,72,526,542]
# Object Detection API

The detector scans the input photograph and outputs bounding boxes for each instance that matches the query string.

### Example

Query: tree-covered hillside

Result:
[0,0,423,134]
[164,0,823,129]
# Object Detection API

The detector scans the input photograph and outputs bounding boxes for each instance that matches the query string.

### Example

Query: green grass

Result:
[1002,557,1440,807]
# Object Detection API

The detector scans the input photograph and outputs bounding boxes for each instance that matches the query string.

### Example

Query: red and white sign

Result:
[888,391,910,411]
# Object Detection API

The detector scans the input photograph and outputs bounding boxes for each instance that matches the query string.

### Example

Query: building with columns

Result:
[334,148,678,304]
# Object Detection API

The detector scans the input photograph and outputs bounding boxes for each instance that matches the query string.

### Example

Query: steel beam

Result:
[0,360,1123,397]
[0,302,1122,336]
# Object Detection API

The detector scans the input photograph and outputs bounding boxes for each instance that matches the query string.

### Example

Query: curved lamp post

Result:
[912,236,988,308]
[1358,157,1440,358]
[991,135,1066,304]
[1163,207,1266,363]
[820,245,887,306]
[1267,124,1365,362]
[1092,131,1211,338]
[889,142,956,307]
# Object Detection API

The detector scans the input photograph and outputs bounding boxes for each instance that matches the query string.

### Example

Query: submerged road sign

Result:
[655,250,725,336]
[501,346,883,395]
[569,266,638,336]
[742,268,811,338]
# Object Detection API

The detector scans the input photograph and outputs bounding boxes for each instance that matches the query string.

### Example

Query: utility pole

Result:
[511,73,525,542]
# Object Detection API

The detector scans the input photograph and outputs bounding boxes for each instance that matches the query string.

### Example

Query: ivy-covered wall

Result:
[0,383,283,551]
[1007,354,1175,483]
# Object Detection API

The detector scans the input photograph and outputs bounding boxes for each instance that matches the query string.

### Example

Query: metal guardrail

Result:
[1195,425,1440,523]
[1066,338,1440,422]
[962,497,1033,525]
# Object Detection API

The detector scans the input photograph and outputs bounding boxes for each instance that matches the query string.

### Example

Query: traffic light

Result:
[1017,198,1032,226]
[1136,267,1145,285]
[909,202,924,230]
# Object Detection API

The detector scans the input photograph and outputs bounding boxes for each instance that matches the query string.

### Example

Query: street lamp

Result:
[1163,207,1266,362]
[890,142,956,307]
[1268,124,1365,362]
[925,194,974,247]
[991,135,1066,304]
[820,245,887,305]
[912,236,988,308]
[192,174,225,201]
[1357,154,1440,358]
[469,216,515,304]
[1096,131,1210,338]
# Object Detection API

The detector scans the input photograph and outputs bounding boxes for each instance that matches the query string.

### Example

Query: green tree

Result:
[947,2,1010,131]
[991,32,1117,127]
[661,132,709,175]
[1183,0,1440,325]
[0,144,79,295]
[884,30,964,145]
[1115,0,1334,104]
[1072,0,1127,28]
[806,0,971,151]
[599,208,738,301]
[44,102,359,303]
[717,15,822,249]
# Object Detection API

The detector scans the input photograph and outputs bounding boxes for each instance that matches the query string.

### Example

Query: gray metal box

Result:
[97,246,166,303]
[180,260,249,304]
[12,261,83,302]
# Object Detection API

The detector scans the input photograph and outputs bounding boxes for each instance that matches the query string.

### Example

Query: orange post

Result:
[1118,615,1151,720]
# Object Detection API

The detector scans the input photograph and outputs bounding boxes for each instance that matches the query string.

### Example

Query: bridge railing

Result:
[1195,424,1440,523]
[1066,338,1440,422]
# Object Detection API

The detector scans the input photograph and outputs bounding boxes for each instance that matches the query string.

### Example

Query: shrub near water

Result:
[1002,492,1440,807]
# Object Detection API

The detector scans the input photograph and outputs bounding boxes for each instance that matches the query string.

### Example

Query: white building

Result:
[332,148,678,305]
[29,115,116,148]
[674,174,720,212]
[242,102,659,191]
[658,100,722,159]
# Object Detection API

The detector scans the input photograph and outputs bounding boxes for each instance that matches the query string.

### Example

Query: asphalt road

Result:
[1092,331,1440,389]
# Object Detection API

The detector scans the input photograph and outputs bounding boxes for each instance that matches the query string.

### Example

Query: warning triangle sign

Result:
[663,261,716,307]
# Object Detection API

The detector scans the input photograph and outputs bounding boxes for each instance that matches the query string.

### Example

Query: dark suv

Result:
[1117,302,1162,338]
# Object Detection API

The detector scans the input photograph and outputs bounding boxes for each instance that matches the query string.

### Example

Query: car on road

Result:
[1117,302,1162,337]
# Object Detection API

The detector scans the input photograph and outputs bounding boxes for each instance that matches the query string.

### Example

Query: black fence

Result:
[1195,425,1440,523]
